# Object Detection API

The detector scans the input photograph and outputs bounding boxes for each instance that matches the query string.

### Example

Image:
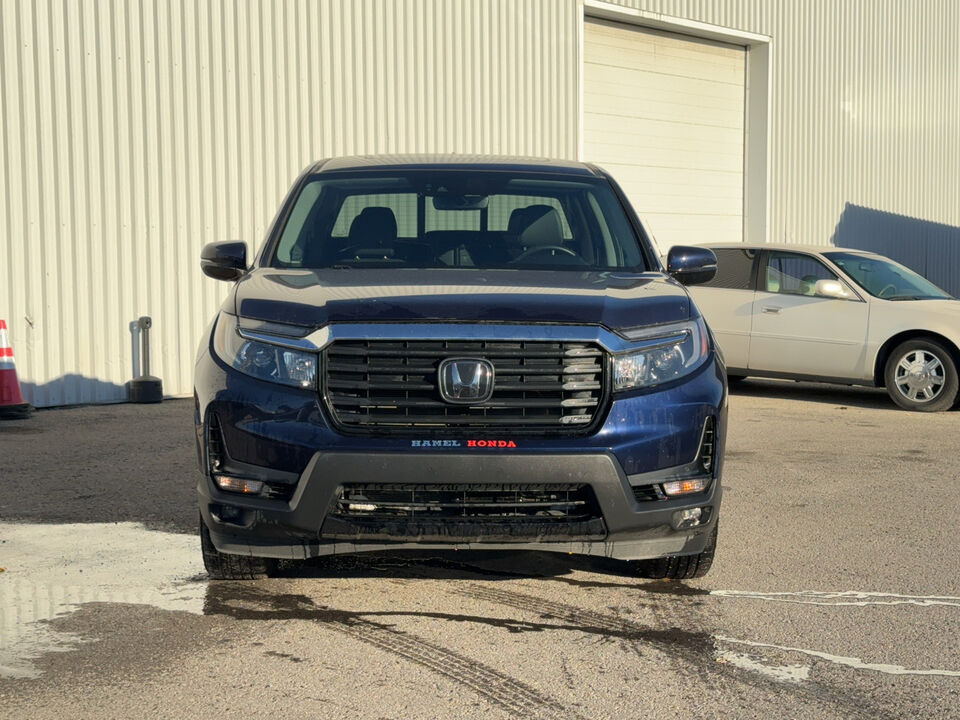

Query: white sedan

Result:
[687,244,960,411]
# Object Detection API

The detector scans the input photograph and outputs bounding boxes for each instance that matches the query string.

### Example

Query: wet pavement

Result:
[1,380,959,719]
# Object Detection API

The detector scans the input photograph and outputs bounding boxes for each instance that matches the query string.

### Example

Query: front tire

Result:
[631,524,717,580]
[200,515,276,580]
[884,338,958,412]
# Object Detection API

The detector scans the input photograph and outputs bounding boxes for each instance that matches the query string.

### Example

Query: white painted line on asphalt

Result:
[711,589,960,608]
[716,636,960,678]
[715,650,810,683]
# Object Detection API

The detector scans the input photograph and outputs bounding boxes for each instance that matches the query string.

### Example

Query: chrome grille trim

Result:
[323,339,609,434]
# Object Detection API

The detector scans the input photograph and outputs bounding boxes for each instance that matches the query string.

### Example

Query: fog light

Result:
[673,506,707,530]
[217,505,242,521]
[661,477,708,496]
[214,475,264,494]
[348,503,377,512]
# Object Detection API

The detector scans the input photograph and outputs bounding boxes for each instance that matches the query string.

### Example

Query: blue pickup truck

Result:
[194,156,726,580]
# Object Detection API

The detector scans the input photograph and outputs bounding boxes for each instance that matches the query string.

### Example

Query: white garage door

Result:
[583,18,746,253]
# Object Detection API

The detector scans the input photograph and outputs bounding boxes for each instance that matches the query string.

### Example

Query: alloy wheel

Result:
[894,350,945,403]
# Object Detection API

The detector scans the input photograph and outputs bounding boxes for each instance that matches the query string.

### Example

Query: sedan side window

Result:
[764,252,837,296]
[701,248,756,289]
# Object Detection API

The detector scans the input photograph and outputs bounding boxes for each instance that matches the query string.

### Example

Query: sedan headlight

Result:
[212,315,317,389]
[613,318,710,391]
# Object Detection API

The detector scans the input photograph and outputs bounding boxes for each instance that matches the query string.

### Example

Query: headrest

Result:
[507,206,533,236]
[348,207,397,245]
[518,205,563,247]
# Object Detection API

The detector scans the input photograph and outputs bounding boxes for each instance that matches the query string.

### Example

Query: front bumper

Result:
[199,449,721,561]
[196,335,726,562]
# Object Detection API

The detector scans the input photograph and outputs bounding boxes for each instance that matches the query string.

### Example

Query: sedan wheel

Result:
[884,339,958,412]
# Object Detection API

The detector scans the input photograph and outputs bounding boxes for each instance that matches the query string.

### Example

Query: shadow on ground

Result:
[260,549,708,596]
[729,378,898,411]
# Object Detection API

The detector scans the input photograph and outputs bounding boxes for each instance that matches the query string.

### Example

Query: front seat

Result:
[507,206,535,238]
[510,205,581,265]
[342,206,398,257]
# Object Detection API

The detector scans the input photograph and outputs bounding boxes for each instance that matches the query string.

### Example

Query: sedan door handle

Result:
[761,306,782,314]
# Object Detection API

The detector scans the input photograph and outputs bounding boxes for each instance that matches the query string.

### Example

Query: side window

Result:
[275,181,322,264]
[331,194,417,238]
[700,248,756,289]
[764,252,837,295]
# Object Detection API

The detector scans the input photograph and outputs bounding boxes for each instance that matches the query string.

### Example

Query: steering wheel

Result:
[513,245,580,262]
[877,283,897,298]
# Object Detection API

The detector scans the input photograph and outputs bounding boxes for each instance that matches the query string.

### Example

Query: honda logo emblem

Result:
[438,358,495,404]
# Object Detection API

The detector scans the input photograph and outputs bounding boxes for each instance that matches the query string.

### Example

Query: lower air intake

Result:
[322,483,607,542]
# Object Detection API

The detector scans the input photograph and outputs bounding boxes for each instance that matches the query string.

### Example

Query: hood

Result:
[875,297,960,327]
[231,268,692,331]
[899,298,960,313]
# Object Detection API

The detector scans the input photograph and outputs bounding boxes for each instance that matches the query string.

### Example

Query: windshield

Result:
[824,252,952,300]
[269,170,652,271]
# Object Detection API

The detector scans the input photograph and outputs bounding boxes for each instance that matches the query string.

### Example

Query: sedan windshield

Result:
[270,170,651,271]
[825,252,953,300]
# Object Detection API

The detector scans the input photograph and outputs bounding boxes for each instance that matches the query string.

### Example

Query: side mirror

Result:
[666,246,717,286]
[201,241,248,281]
[814,279,854,300]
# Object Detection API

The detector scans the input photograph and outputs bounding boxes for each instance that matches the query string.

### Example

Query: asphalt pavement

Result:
[1,380,959,719]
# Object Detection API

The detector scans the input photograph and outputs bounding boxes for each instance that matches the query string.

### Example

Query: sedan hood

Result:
[232,268,692,330]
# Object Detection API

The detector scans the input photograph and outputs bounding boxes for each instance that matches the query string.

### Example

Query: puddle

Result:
[638,580,710,597]
[4,519,958,697]
[0,522,206,678]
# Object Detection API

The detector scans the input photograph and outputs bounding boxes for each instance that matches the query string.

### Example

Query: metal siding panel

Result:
[6,0,956,407]
[596,0,960,250]
[2,0,578,407]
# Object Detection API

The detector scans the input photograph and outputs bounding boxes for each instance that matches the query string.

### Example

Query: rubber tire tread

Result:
[200,515,275,580]
[634,524,717,580]
[883,338,959,413]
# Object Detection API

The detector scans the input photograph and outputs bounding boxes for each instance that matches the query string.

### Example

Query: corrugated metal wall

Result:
[0,0,579,406]
[600,0,960,277]
[2,0,958,407]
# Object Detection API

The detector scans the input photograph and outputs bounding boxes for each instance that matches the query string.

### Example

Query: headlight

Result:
[613,318,709,391]
[212,315,317,389]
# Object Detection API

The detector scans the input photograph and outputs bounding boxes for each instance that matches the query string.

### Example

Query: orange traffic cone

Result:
[0,319,30,419]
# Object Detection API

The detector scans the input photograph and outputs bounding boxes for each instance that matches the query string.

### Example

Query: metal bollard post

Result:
[129,315,163,403]
[138,316,152,377]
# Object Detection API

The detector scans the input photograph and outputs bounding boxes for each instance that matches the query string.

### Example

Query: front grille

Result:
[323,339,608,434]
[323,483,607,541]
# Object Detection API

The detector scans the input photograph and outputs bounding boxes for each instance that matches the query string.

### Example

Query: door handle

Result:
[761,306,782,314]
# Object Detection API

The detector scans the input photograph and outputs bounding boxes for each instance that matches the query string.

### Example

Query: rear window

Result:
[271,170,649,271]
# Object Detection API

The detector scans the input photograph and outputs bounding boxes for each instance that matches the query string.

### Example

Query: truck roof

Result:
[311,154,602,176]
